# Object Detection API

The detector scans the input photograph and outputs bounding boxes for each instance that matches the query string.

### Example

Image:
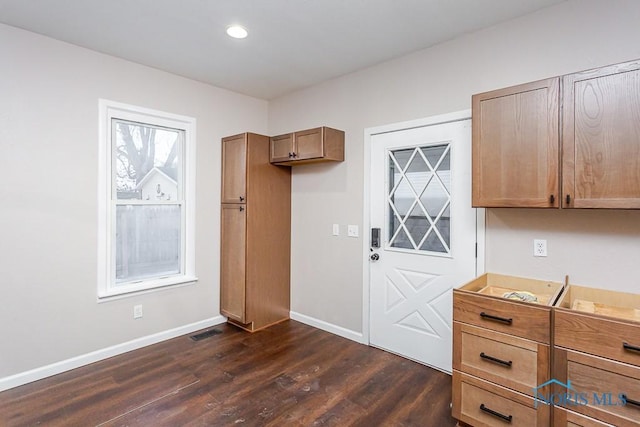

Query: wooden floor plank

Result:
[0,321,458,426]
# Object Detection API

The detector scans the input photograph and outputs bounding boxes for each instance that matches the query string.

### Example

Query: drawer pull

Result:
[622,394,640,408]
[480,403,512,423]
[623,342,640,353]
[480,312,513,325]
[480,352,512,367]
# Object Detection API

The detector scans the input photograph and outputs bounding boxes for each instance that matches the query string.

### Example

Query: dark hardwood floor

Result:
[0,320,457,426]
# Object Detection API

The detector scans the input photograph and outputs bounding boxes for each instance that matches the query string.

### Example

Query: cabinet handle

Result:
[239,196,245,202]
[549,194,555,204]
[288,152,295,158]
[566,194,571,204]
[480,312,513,325]
[239,206,244,212]
[623,342,640,353]
[622,394,640,408]
[480,404,512,423]
[480,352,512,367]
[292,152,297,158]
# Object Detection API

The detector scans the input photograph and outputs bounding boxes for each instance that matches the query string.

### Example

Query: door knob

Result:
[370,253,380,261]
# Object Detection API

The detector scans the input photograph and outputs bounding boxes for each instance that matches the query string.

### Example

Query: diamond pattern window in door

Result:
[388,144,451,254]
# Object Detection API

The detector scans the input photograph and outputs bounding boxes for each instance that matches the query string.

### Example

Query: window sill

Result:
[97,275,198,303]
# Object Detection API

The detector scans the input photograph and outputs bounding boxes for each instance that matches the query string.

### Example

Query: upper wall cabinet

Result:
[472,78,560,208]
[562,59,640,209]
[472,58,640,209]
[270,126,344,166]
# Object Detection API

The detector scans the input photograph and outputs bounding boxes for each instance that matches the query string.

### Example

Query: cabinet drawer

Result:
[453,322,549,396]
[554,407,616,427]
[454,291,552,343]
[555,309,640,367]
[554,348,640,426]
[452,371,550,427]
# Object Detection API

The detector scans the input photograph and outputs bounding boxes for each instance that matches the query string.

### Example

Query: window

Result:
[98,100,196,299]
[387,144,451,254]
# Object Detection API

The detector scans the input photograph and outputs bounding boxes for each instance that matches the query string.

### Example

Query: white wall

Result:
[0,24,267,380]
[269,0,640,334]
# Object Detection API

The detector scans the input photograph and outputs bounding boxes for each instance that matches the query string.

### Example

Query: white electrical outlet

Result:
[533,239,547,257]
[133,304,143,319]
[347,225,359,237]
[332,224,340,236]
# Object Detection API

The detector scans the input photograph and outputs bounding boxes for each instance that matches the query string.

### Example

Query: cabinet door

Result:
[563,60,640,208]
[472,78,560,207]
[220,204,246,322]
[294,127,324,160]
[270,133,293,163]
[221,134,247,204]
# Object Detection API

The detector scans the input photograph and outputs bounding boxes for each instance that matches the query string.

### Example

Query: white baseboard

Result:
[290,311,365,344]
[0,316,226,392]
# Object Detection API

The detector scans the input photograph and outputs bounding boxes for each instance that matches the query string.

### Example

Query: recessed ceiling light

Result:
[226,25,248,39]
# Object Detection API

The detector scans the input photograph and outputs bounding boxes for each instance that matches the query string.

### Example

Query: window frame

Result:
[98,99,197,300]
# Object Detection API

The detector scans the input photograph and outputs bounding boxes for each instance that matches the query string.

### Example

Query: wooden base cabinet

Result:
[220,133,291,332]
[453,371,551,427]
[553,285,640,426]
[554,407,616,427]
[452,274,562,427]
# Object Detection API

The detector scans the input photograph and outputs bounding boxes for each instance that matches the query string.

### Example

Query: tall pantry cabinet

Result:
[220,132,291,332]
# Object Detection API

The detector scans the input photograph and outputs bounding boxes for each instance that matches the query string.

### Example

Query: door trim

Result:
[362,110,485,346]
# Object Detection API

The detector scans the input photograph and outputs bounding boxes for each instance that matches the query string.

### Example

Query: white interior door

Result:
[369,118,477,373]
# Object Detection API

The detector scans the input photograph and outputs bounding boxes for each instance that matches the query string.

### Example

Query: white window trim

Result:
[97,99,197,300]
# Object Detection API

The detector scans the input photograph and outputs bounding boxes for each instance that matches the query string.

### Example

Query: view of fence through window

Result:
[113,119,183,284]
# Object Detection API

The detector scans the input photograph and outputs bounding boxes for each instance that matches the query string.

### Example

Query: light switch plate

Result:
[347,225,359,237]
[332,224,340,236]
[133,304,143,319]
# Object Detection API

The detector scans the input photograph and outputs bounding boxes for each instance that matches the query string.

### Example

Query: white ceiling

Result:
[0,0,565,100]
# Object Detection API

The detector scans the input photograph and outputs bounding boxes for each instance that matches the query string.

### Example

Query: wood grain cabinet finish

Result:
[562,59,640,209]
[221,134,247,204]
[553,285,640,426]
[220,133,291,332]
[270,126,344,166]
[452,274,562,426]
[473,58,640,209]
[453,322,550,397]
[452,371,551,427]
[554,407,616,427]
[472,78,560,208]
[220,203,247,322]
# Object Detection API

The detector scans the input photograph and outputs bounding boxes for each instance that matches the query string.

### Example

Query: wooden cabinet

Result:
[473,58,640,209]
[452,273,563,426]
[219,132,291,332]
[220,204,246,322]
[270,126,344,166]
[554,407,616,427]
[562,59,640,209]
[472,78,560,208]
[553,285,640,426]
[454,278,640,426]
[221,134,247,204]
[453,371,551,427]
